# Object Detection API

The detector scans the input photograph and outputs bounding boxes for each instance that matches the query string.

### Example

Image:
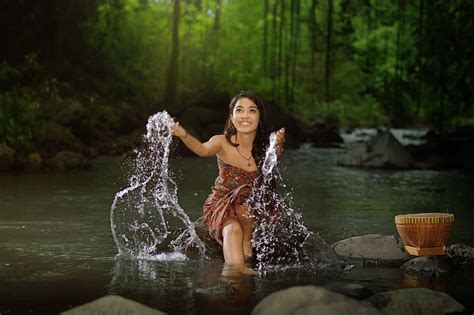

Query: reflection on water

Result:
[1,144,474,314]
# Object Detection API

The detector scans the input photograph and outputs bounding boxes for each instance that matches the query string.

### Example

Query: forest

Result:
[1,0,473,163]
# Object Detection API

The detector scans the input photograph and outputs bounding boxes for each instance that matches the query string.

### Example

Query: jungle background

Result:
[1,0,473,170]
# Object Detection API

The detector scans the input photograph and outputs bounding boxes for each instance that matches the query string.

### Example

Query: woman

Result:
[172,91,285,273]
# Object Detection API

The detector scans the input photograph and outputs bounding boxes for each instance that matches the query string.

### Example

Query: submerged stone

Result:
[61,295,165,315]
[401,256,450,276]
[332,234,412,266]
[252,285,381,315]
[365,288,465,315]
[446,243,474,269]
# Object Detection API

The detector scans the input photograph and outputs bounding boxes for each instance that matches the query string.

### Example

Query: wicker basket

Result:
[395,213,454,256]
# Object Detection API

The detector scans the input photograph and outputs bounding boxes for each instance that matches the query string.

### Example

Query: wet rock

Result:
[323,282,373,300]
[47,151,91,170]
[252,285,381,315]
[365,288,466,315]
[446,243,474,269]
[194,283,236,298]
[401,256,450,276]
[0,143,15,171]
[332,234,412,266]
[194,218,223,259]
[61,295,165,315]
[21,152,43,171]
[36,121,85,156]
[339,130,414,169]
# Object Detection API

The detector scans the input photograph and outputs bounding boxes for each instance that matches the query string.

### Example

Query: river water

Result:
[1,143,473,314]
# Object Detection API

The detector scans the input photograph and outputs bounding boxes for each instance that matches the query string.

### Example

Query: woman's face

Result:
[230,97,260,134]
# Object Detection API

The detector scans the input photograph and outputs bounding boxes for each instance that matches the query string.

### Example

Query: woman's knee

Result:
[222,218,244,239]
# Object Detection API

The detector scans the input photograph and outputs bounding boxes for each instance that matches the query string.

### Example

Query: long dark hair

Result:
[224,90,270,168]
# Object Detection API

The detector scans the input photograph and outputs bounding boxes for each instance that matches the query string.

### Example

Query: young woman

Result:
[172,91,285,273]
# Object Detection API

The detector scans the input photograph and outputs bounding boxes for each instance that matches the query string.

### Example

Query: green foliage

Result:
[3,0,473,133]
[0,54,61,152]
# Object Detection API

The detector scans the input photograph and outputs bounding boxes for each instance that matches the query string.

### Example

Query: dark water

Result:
[1,145,473,314]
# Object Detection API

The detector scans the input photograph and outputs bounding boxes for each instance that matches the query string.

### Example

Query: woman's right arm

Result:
[172,122,222,157]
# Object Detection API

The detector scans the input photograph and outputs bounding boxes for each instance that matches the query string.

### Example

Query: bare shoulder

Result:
[209,134,226,143]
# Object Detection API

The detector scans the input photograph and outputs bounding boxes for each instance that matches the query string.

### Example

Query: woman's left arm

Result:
[275,128,285,158]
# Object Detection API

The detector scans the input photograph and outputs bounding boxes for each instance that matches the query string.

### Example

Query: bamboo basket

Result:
[395,213,454,256]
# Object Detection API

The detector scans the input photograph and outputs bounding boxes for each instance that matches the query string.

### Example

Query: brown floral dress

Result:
[203,158,258,245]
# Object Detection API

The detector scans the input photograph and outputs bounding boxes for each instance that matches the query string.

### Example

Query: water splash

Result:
[249,133,330,270]
[110,111,206,259]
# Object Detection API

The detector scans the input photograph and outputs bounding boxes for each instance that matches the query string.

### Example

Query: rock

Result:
[446,243,474,269]
[47,151,91,170]
[323,282,373,300]
[22,152,43,171]
[401,256,450,276]
[332,234,412,266]
[194,283,236,298]
[0,143,15,171]
[252,285,381,315]
[35,121,85,156]
[193,218,223,258]
[339,130,414,169]
[365,288,466,315]
[306,123,344,148]
[61,295,165,315]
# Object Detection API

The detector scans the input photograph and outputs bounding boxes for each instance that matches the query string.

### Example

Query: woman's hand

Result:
[275,127,285,146]
[171,121,188,139]
[273,127,285,157]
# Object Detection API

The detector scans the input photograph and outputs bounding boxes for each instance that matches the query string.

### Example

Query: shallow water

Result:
[1,145,473,314]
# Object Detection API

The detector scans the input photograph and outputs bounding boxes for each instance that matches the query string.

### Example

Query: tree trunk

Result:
[271,0,279,98]
[416,0,424,118]
[263,0,269,76]
[290,0,300,105]
[324,0,333,105]
[309,0,318,106]
[164,0,180,108]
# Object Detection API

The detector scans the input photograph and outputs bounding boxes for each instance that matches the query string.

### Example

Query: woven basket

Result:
[395,213,454,256]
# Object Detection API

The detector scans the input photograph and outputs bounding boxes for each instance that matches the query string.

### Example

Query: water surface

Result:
[1,145,473,314]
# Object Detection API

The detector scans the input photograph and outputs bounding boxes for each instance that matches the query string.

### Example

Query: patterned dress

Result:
[203,158,258,245]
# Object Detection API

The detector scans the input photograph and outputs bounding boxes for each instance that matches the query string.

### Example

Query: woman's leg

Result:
[235,204,254,262]
[221,218,246,265]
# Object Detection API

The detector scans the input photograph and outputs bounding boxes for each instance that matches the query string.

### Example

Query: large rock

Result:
[446,243,474,269]
[36,121,85,156]
[252,285,381,315]
[0,143,15,171]
[339,130,414,169]
[61,295,165,315]
[365,288,465,315]
[332,234,412,266]
[401,256,450,276]
[47,151,91,170]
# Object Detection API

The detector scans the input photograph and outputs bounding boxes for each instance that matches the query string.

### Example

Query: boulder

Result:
[401,256,450,276]
[339,130,414,169]
[35,121,85,156]
[332,234,412,266]
[61,295,165,315]
[365,288,465,315]
[446,243,474,269]
[47,151,91,170]
[252,285,381,315]
[323,282,373,300]
[0,143,15,171]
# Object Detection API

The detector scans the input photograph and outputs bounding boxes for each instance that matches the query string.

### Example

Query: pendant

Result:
[248,162,251,167]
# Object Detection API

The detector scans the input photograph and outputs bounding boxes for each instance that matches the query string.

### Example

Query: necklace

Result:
[236,146,252,167]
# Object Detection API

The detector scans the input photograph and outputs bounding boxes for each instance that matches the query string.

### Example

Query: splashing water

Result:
[110,111,206,259]
[249,133,329,270]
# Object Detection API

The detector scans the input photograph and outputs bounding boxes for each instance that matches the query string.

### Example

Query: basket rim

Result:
[395,212,454,224]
